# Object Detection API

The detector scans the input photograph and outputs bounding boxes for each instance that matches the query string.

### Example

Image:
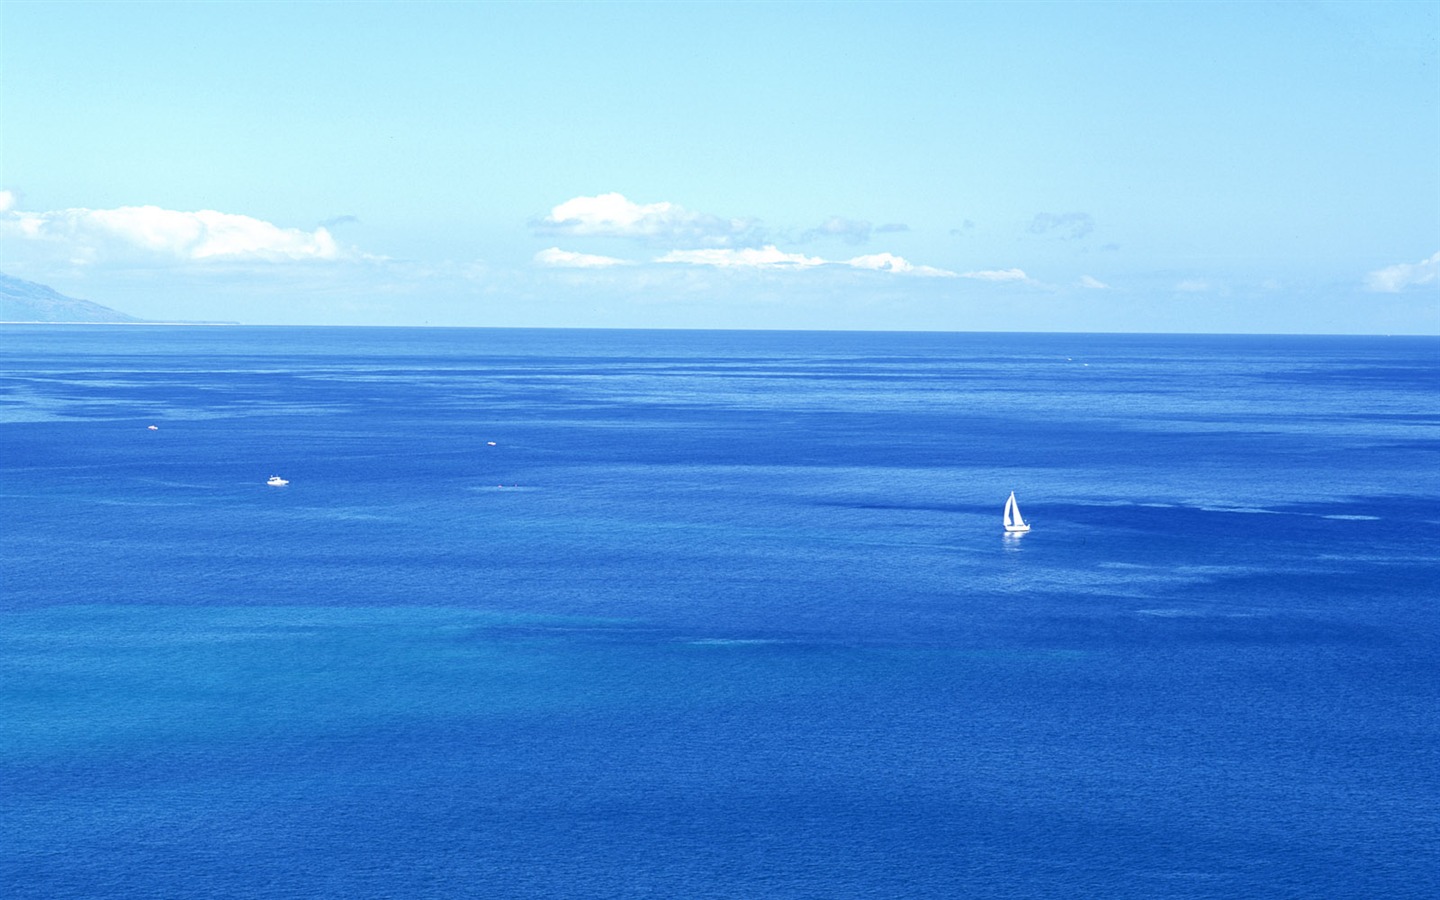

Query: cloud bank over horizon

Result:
[0,202,346,265]
[6,187,1432,333]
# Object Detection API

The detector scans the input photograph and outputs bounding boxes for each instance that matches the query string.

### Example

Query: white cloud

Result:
[654,246,953,276]
[1079,275,1109,289]
[1366,251,1439,292]
[961,267,1032,283]
[657,245,826,269]
[1,203,342,264]
[847,252,912,273]
[538,193,953,277]
[534,247,633,268]
[538,192,760,246]
[846,253,955,277]
[0,190,15,213]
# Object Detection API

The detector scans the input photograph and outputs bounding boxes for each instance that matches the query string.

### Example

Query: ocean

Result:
[2,325,1437,898]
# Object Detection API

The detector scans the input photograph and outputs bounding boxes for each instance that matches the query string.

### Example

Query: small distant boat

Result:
[1003,491,1030,533]
[147,425,158,431]
[267,476,289,486]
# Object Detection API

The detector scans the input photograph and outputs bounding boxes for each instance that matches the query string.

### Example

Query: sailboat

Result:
[1003,491,1030,533]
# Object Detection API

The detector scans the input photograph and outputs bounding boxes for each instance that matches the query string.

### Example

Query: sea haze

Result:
[2,326,1437,898]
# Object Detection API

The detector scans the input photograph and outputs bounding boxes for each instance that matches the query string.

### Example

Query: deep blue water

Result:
[2,325,1437,898]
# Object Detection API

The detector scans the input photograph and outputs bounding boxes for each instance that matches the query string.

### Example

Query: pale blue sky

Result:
[1,1,1436,331]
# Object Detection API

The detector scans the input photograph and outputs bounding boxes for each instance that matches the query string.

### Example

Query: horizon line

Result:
[2,321,1434,338]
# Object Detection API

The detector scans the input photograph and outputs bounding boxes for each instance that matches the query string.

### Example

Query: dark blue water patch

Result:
[1026,607,1394,649]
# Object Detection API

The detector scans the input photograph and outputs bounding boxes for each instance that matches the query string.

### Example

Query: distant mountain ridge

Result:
[0,272,145,323]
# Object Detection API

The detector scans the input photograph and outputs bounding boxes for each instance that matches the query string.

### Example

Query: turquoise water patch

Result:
[1,605,638,758]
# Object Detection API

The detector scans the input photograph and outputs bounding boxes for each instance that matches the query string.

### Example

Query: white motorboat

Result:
[267,476,289,486]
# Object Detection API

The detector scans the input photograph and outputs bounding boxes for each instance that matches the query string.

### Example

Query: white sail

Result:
[1004,491,1030,532]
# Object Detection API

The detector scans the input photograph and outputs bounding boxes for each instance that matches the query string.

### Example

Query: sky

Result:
[0,1,1436,332]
